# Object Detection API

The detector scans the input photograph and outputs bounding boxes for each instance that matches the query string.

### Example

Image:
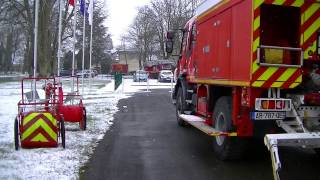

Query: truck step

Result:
[265,132,320,148]
[277,122,303,133]
[264,132,320,180]
[278,120,305,133]
[179,114,237,136]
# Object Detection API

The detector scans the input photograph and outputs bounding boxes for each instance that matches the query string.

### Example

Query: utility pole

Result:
[32,0,39,102]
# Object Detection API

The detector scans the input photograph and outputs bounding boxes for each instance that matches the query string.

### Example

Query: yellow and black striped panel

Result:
[251,0,319,88]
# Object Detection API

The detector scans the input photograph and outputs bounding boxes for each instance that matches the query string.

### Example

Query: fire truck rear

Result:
[165,0,320,179]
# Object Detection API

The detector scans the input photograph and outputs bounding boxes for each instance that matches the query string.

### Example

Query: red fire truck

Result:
[144,60,175,79]
[166,0,320,179]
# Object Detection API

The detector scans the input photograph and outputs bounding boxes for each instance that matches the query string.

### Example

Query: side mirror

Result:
[166,40,174,54]
[166,31,175,54]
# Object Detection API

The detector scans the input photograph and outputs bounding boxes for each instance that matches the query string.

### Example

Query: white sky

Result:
[105,0,151,47]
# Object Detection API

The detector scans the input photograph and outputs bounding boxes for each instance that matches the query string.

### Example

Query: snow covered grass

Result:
[0,77,172,179]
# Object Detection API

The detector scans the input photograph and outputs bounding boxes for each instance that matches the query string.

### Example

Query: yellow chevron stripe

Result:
[252,61,259,74]
[277,68,297,81]
[23,113,56,126]
[301,33,304,46]
[43,113,56,125]
[272,82,284,87]
[31,134,49,142]
[254,0,264,10]
[292,0,304,7]
[254,16,260,32]
[290,82,301,88]
[304,40,317,59]
[253,37,260,52]
[303,3,320,21]
[300,10,304,46]
[271,68,297,87]
[272,0,286,5]
[303,16,320,42]
[252,81,264,87]
[295,74,303,83]
[23,113,39,125]
[21,119,57,141]
[257,67,279,81]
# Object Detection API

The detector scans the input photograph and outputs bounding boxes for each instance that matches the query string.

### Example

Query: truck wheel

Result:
[176,87,188,126]
[14,118,19,150]
[212,96,246,160]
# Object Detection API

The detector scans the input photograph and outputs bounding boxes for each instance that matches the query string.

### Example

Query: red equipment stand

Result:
[14,77,65,150]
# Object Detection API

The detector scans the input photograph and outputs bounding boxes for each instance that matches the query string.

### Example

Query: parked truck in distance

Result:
[166,0,320,179]
[111,64,128,74]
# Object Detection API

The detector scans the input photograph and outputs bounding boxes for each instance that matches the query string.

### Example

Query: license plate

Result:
[252,112,286,120]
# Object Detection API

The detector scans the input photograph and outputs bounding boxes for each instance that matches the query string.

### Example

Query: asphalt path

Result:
[81,89,320,180]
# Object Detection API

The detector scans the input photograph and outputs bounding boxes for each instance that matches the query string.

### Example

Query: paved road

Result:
[81,89,320,180]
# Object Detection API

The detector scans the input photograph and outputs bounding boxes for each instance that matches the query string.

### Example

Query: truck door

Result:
[179,28,189,75]
[187,24,197,77]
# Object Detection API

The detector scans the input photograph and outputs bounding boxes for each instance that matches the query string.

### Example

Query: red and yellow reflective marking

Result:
[188,76,250,86]
[301,2,320,58]
[251,0,319,88]
[21,112,58,143]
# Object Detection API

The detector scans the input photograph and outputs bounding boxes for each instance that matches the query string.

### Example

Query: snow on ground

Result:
[0,76,172,179]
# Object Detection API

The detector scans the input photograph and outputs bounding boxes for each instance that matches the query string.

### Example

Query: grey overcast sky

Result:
[105,0,151,47]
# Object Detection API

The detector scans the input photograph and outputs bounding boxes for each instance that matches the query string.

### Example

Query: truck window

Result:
[190,24,197,49]
[259,4,301,66]
[182,30,188,53]
[186,24,197,57]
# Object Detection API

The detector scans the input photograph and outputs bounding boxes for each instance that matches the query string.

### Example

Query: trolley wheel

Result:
[80,107,87,130]
[60,118,66,148]
[14,117,19,150]
[212,96,247,160]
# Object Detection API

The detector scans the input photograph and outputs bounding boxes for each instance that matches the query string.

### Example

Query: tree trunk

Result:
[4,32,13,73]
[38,0,53,77]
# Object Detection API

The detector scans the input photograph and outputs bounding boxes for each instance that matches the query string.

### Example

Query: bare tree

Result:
[126,6,158,69]
[125,0,201,64]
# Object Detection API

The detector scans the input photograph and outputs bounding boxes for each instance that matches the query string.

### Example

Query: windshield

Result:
[137,71,147,75]
[162,72,172,75]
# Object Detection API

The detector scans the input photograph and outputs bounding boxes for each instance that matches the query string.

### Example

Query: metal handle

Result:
[257,45,304,68]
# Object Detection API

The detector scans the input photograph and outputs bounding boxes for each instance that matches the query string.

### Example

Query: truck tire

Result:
[212,96,246,160]
[176,87,188,126]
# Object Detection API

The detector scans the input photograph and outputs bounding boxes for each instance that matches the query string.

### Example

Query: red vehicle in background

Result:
[166,0,320,179]
[111,64,128,74]
[144,60,175,79]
